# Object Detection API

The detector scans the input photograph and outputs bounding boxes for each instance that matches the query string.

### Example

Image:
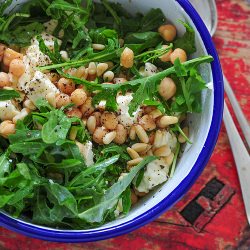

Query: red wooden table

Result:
[0,0,250,249]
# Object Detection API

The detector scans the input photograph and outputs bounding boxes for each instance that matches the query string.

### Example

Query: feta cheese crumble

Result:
[76,141,94,167]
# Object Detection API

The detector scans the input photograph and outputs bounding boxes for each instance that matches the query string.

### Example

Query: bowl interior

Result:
[2,0,214,233]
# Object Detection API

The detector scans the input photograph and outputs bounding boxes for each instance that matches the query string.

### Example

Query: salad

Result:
[0,0,213,229]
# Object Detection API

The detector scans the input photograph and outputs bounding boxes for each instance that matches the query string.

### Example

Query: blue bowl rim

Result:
[0,0,224,243]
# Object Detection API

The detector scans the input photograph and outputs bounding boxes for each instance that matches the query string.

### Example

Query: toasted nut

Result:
[114,124,127,144]
[131,143,149,153]
[92,44,105,50]
[178,127,189,143]
[3,48,23,66]
[93,127,108,144]
[23,99,36,110]
[163,153,175,166]
[147,149,154,156]
[101,112,118,130]
[130,189,138,204]
[66,108,82,119]
[0,44,7,61]
[158,77,176,100]
[158,24,177,42]
[134,189,147,197]
[127,147,140,159]
[103,71,114,82]
[129,125,136,140]
[170,48,187,64]
[65,68,77,77]
[71,89,87,107]
[103,131,117,144]
[55,93,71,108]
[149,109,162,119]
[86,116,96,134]
[92,112,102,126]
[158,116,178,128]
[0,120,15,138]
[88,62,97,75]
[148,131,155,145]
[143,106,156,114]
[135,125,149,143]
[46,92,57,108]
[127,157,143,167]
[154,130,164,148]
[9,59,25,78]
[75,66,86,78]
[57,78,75,95]
[113,78,127,84]
[0,72,11,87]
[159,45,173,62]
[46,72,60,83]
[97,63,108,77]
[120,47,134,68]
[139,115,156,131]
[80,97,94,117]
[153,145,171,157]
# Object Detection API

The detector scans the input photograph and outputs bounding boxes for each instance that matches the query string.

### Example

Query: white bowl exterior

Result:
[2,0,214,232]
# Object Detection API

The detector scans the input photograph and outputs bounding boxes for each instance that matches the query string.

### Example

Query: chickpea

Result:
[101,112,118,130]
[93,127,108,144]
[3,48,23,67]
[92,112,102,126]
[114,124,127,144]
[0,72,11,88]
[139,114,156,131]
[158,77,177,100]
[0,44,7,61]
[170,48,187,64]
[66,108,82,119]
[80,97,94,117]
[57,78,75,95]
[55,93,71,108]
[0,120,15,138]
[159,45,173,62]
[46,72,60,83]
[131,189,138,204]
[9,59,25,78]
[158,24,177,42]
[120,47,134,68]
[71,88,87,107]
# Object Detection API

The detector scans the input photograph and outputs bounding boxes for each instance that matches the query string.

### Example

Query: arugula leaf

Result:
[41,109,72,144]
[78,156,156,223]
[174,21,196,55]
[0,152,11,178]
[0,89,20,101]
[121,187,131,214]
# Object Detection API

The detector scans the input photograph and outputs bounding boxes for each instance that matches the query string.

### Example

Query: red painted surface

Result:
[0,0,250,249]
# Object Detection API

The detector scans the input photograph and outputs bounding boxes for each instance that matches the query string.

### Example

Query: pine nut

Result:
[92,44,105,50]
[178,127,189,143]
[163,153,175,166]
[129,125,136,140]
[149,109,162,119]
[23,99,36,110]
[127,147,140,159]
[158,115,178,128]
[135,125,149,143]
[154,130,163,148]
[153,145,171,157]
[139,115,156,131]
[103,131,117,144]
[127,157,143,167]
[76,66,86,78]
[86,116,96,134]
[60,50,69,61]
[147,149,153,156]
[97,63,108,77]
[103,71,114,82]
[131,143,149,153]
[69,127,78,141]
[88,62,97,75]
[120,47,134,68]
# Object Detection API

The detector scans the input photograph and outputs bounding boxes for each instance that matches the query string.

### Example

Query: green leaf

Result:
[41,109,72,144]
[174,21,196,55]
[0,152,11,178]
[69,155,120,187]
[78,156,156,223]
[0,89,20,101]
[122,187,131,214]
[10,142,48,156]
[136,168,145,187]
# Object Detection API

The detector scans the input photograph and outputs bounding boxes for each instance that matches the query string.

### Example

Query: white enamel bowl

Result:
[0,0,223,242]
